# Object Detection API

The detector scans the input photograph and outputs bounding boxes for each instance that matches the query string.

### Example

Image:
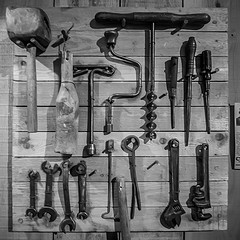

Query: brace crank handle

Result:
[186,37,197,76]
[95,12,210,28]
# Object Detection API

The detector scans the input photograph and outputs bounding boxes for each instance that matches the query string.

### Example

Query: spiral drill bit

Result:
[146,22,157,140]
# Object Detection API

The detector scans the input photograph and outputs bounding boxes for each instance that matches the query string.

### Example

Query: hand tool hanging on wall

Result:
[60,160,76,233]
[95,11,210,140]
[184,37,197,146]
[160,139,185,228]
[55,50,80,155]
[200,50,218,134]
[70,160,88,220]
[116,176,131,240]
[5,7,52,133]
[25,170,40,219]
[121,135,141,219]
[73,65,116,156]
[169,57,178,129]
[186,143,212,221]
[103,30,142,134]
[38,161,61,222]
[101,139,115,219]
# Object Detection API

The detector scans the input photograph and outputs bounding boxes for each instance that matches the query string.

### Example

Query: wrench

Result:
[38,161,60,222]
[186,143,212,221]
[60,160,76,233]
[121,135,141,219]
[70,160,89,220]
[26,170,40,218]
[160,139,185,228]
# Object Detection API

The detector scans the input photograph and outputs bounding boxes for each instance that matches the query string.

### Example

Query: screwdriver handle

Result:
[170,56,178,90]
[95,12,210,29]
[202,50,212,80]
[186,37,197,76]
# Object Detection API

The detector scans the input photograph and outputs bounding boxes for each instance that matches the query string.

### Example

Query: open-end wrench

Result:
[70,160,89,220]
[26,170,40,219]
[121,135,141,219]
[160,139,185,228]
[38,161,60,222]
[186,143,212,221]
[60,160,76,233]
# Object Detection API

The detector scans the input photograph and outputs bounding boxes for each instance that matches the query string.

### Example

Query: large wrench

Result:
[26,170,40,219]
[160,139,185,228]
[121,135,141,219]
[60,160,76,233]
[38,161,60,222]
[70,160,89,220]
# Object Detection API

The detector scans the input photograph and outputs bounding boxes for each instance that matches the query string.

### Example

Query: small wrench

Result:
[38,161,60,222]
[121,135,141,219]
[70,160,89,220]
[26,170,40,218]
[160,139,185,228]
[60,160,76,233]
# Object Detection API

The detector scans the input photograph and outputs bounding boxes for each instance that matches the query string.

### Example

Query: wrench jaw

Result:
[59,215,76,233]
[77,211,89,220]
[25,208,38,219]
[38,207,58,222]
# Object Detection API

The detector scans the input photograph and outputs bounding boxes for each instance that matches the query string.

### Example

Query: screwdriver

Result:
[185,37,197,146]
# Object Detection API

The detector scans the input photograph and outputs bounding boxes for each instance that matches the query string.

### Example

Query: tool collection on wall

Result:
[7,7,228,234]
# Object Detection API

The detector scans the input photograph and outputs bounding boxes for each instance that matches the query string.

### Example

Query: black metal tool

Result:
[73,65,116,156]
[70,160,88,220]
[104,30,142,134]
[160,139,185,229]
[95,12,210,30]
[60,160,76,233]
[26,170,40,219]
[186,143,212,221]
[121,135,141,219]
[38,161,60,222]
[169,57,178,129]
[200,50,218,134]
[185,37,197,146]
[101,139,115,219]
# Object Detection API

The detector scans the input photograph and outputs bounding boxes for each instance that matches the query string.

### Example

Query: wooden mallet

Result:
[6,6,52,132]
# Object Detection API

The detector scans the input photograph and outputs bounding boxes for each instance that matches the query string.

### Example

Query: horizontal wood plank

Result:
[37,8,227,32]
[12,132,229,157]
[13,55,227,82]
[12,181,228,207]
[12,205,227,232]
[14,31,228,57]
[12,156,228,182]
[12,82,228,106]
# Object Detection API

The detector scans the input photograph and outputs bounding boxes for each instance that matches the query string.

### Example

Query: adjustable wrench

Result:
[121,135,141,219]
[186,143,212,221]
[60,160,76,233]
[38,161,60,222]
[160,139,185,228]
[26,170,40,219]
[70,160,89,220]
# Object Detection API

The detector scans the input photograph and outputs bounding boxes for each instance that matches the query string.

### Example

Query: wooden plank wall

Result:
[0,0,239,240]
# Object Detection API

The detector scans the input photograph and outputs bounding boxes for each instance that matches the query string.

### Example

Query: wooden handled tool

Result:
[55,51,79,155]
[5,7,52,132]
[116,176,131,240]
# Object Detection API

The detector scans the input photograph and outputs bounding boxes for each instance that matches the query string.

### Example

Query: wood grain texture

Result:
[54,0,119,7]
[12,131,229,157]
[183,0,229,8]
[119,0,182,7]
[12,106,228,132]
[12,82,229,106]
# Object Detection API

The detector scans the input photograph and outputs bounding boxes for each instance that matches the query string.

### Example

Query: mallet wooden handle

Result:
[116,176,131,240]
[26,46,37,132]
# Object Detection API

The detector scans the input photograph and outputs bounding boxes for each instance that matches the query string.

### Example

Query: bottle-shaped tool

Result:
[55,50,79,155]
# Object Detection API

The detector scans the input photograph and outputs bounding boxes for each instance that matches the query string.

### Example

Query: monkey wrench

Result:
[121,135,141,219]
[160,139,185,228]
